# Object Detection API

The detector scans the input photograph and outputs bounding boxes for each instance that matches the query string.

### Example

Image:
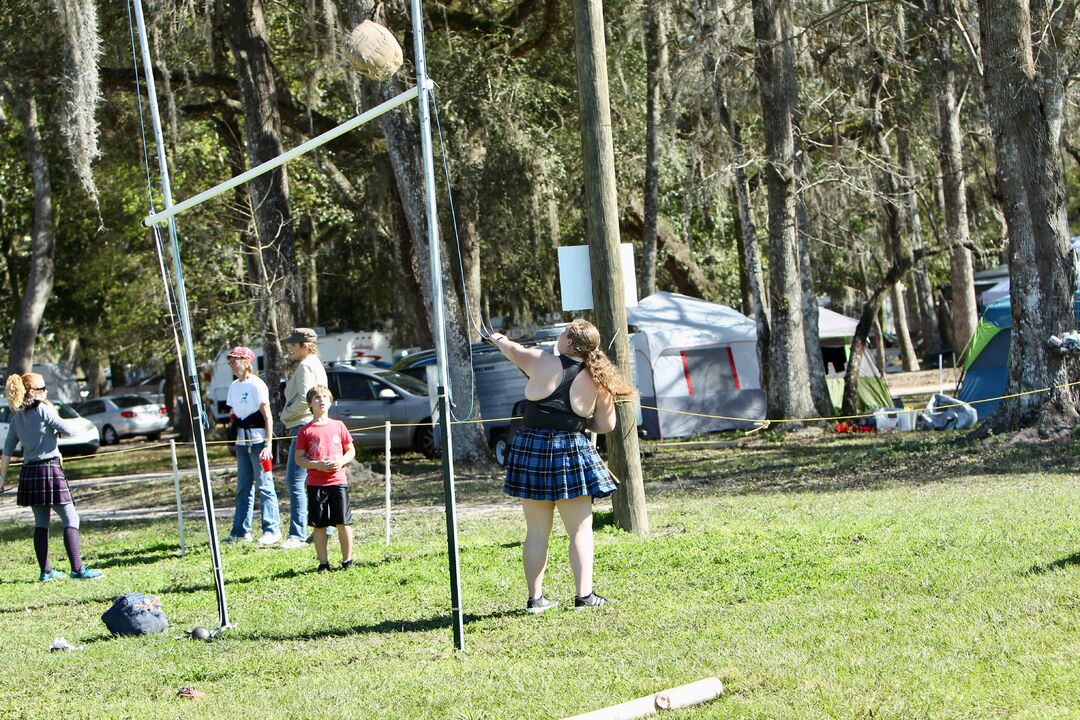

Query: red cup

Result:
[260,456,273,473]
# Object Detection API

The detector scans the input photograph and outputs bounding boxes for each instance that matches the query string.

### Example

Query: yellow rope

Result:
[7,376,1077,470]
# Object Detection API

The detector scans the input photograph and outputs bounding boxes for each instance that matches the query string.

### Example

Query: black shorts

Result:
[306,485,352,527]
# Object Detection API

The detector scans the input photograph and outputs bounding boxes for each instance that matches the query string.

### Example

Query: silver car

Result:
[74,395,171,445]
[325,366,436,458]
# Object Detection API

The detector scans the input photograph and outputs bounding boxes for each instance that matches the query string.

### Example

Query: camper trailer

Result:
[207,330,395,422]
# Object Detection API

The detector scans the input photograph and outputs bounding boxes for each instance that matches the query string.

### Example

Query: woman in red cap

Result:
[223,346,281,545]
[0,373,103,581]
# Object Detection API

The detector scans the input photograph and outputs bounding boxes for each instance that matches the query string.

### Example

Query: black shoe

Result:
[573,592,615,609]
[317,562,331,573]
[341,560,354,570]
[526,595,558,614]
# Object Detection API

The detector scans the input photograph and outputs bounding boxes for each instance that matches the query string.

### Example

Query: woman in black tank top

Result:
[489,319,636,612]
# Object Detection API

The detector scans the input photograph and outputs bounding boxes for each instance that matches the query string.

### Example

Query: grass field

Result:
[0,432,1077,719]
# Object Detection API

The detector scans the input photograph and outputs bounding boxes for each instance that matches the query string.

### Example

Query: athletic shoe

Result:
[526,595,558,614]
[316,562,331,573]
[341,559,354,571]
[280,536,305,550]
[223,533,253,543]
[38,569,66,582]
[257,531,281,546]
[573,592,615,609]
[70,567,103,580]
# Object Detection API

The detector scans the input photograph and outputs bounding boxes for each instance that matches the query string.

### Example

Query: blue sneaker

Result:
[69,567,103,580]
[38,569,66,582]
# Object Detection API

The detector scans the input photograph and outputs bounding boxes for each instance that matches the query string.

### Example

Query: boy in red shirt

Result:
[295,385,356,571]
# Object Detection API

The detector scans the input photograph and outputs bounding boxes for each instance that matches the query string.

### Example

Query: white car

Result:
[0,400,100,456]
[73,395,170,445]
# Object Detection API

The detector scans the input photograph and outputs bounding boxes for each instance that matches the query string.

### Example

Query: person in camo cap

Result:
[279,328,328,549]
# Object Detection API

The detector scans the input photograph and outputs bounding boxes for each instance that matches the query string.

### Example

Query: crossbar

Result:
[143,85,420,227]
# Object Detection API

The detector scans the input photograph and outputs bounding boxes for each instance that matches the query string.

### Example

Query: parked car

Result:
[110,374,166,403]
[73,395,170,445]
[324,365,437,458]
[0,400,100,456]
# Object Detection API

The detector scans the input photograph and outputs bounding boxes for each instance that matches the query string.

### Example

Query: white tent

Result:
[628,292,766,438]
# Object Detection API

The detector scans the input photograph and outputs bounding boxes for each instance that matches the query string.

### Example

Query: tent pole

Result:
[132,0,230,629]
[409,0,464,650]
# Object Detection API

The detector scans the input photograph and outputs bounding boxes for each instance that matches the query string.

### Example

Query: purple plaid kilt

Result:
[504,428,616,501]
[16,458,72,507]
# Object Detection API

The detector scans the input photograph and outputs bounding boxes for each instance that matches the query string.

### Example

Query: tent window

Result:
[679,347,739,394]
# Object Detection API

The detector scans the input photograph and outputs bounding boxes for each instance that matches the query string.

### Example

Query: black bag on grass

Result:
[102,593,169,636]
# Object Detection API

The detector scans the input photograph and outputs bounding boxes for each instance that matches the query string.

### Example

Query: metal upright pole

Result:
[410,0,465,650]
[133,0,230,628]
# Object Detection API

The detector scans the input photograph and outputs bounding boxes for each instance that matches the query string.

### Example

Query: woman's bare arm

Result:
[587,391,617,434]
[490,334,544,377]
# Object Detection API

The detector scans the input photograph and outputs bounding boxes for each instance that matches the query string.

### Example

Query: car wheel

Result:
[492,432,509,467]
[102,425,119,445]
[412,425,440,459]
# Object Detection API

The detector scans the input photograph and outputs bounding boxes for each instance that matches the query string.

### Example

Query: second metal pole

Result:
[410,0,464,650]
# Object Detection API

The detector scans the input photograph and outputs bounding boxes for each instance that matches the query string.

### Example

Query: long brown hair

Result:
[565,319,636,399]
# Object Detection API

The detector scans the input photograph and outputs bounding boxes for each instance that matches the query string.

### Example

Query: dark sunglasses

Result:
[31,386,46,391]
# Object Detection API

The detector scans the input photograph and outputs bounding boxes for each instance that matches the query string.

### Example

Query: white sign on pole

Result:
[557,244,639,311]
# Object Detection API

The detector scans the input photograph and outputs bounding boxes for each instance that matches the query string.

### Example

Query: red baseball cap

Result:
[226,346,256,362]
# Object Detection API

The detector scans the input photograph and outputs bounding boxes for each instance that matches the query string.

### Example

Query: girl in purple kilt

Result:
[489,318,636,613]
[0,373,102,581]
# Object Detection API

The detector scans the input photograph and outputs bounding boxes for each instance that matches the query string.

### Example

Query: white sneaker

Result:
[257,531,281,546]
[280,536,305,550]
[223,533,253,543]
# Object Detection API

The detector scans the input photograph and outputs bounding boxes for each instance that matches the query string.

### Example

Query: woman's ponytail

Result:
[5,374,25,410]
[566,319,637,400]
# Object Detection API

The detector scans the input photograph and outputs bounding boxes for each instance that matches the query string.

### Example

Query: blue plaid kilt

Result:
[16,458,72,507]
[504,428,616,501]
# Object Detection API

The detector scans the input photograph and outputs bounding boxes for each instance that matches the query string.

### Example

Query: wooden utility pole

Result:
[571,0,648,535]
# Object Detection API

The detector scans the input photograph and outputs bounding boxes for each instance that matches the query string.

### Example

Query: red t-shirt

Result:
[295,419,353,486]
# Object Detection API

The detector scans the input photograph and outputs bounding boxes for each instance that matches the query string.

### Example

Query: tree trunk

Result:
[842,256,915,414]
[932,0,978,356]
[640,0,667,298]
[705,34,770,382]
[227,0,301,408]
[752,0,816,421]
[573,0,648,535]
[869,62,919,371]
[978,0,1079,432]
[899,129,942,353]
[340,0,488,461]
[6,91,55,375]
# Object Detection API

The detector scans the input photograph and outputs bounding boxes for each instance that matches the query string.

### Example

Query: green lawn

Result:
[0,434,1077,719]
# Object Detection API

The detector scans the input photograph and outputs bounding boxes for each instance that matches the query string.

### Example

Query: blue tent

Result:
[958,292,1080,415]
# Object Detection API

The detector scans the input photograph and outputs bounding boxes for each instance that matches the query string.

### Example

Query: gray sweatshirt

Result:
[3,402,80,461]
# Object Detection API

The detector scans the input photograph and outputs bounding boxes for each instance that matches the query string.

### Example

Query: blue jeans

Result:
[285,425,308,540]
[231,441,280,537]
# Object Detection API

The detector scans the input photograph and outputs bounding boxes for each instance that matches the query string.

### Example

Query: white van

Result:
[206,331,395,422]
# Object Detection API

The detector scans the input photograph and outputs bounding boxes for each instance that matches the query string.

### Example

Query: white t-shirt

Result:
[227,375,270,420]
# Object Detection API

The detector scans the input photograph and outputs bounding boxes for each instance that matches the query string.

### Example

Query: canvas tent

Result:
[818,307,894,412]
[958,291,1080,415]
[628,292,766,438]
[627,293,893,439]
